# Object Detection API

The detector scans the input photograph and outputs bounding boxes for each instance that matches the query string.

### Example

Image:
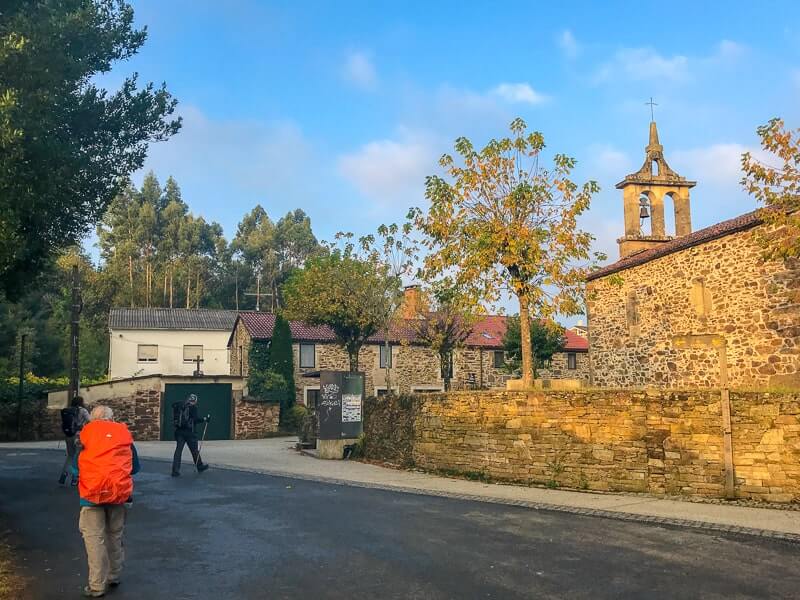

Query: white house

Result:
[108,308,238,380]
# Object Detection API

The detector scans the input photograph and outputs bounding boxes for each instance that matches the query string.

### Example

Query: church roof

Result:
[586,210,763,281]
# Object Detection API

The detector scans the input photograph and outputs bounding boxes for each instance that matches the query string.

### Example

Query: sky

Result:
[96,0,800,320]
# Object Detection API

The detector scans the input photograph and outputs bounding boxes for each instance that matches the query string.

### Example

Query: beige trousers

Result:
[79,505,127,592]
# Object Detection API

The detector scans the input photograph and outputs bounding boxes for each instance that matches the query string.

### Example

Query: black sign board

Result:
[317,370,364,440]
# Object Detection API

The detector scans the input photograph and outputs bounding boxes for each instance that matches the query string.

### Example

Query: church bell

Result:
[639,198,650,219]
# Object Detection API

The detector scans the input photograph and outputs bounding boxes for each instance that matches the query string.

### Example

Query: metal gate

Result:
[161,383,232,441]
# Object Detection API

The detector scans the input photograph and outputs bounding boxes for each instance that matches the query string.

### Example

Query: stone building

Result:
[228,301,589,404]
[586,121,800,389]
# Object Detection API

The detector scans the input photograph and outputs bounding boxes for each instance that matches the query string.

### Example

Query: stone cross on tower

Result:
[615,119,696,258]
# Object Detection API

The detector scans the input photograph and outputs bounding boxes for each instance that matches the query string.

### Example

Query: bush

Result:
[283,404,308,434]
[269,314,295,422]
[247,369,287,403]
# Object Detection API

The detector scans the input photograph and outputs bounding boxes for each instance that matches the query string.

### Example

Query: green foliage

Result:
[283,252,393,371]
[503,316,566,378]
[247,341,273,399]
[283,404,308,434]
[269,314,295,420]
[414,118,602,385]
[0,0,180,298]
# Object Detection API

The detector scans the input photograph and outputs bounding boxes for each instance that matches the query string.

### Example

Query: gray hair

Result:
[90,405,114,421]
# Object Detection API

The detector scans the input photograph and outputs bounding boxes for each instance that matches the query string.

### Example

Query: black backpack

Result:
[60,407,79,437]
[172,401,192,429]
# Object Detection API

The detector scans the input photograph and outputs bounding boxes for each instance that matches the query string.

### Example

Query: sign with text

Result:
[317,371,364,439]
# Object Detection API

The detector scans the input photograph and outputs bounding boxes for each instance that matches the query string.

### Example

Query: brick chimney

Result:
[401,285,423,318]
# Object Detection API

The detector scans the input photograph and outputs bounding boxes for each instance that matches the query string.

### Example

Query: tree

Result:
[332,222,417,393]
[502,317,565,379]
[268,314,295,421]
[741,118,800,259]
[412,282,475,391]
[0,0,180,297]
[283,253,392,372]
[414,118,600,387]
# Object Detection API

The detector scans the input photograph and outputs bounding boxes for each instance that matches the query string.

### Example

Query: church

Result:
[586,121,800,389]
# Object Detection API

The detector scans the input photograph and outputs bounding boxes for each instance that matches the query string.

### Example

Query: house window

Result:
[379,344,392,369]
[493,351,505,369]
[183,345,203,363]
[300,343,316,368]
[137,344,158,363]
[567,353,577,370]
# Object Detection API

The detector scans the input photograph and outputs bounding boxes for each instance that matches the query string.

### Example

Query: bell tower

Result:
[616,121,696,258]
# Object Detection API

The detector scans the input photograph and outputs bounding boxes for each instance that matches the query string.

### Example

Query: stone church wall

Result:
[587,224,800,389]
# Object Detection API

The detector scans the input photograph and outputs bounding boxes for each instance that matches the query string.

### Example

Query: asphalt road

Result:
[1,450,798,600]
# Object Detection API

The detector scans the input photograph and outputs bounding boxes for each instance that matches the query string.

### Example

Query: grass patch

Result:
[0,533,27,600]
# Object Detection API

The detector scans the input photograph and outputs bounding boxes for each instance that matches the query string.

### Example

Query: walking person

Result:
[171,393,211,477]
[58,395,91,486]
[76,406,140,598]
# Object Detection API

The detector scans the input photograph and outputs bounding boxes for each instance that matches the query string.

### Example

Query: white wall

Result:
[108,329,231,380]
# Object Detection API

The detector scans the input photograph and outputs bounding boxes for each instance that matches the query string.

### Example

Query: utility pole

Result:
[68,264,82,403]
[16,333,26,440]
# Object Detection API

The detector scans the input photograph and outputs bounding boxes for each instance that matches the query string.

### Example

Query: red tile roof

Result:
[586,210,763,281]
[234,312,588,351]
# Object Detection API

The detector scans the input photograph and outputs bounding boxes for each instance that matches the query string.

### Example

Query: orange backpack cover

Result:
[78,420,134,505]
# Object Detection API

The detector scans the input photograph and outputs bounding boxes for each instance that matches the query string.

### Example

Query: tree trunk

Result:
[186,269,191,309]
[128,255,134,308]
[348,345,359,372]
[169,267,174,308]
[384,335,391,393]
[441,352,451,391]
[195,272,200,308]
[518,293,534,388]
[163,271,168,305]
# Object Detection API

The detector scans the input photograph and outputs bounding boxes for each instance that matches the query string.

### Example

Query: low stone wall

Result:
[235,395,280,439]
[363,395,416,466]
[100,388,162,441]
[363,389,800,503]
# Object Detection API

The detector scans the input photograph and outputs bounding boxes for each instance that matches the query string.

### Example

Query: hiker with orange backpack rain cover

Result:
[75,405,140,598]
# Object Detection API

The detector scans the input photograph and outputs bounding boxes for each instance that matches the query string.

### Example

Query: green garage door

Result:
[162,383,232,441]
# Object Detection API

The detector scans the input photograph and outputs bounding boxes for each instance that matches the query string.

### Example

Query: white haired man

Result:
[76,406,140,597]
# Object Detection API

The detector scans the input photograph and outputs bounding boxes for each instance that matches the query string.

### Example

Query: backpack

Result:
[172,401,192,429]
[60,407,79,437]
[78,420,134,505]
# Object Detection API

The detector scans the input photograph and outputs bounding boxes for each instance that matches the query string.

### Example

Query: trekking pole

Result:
[194,420,209,466]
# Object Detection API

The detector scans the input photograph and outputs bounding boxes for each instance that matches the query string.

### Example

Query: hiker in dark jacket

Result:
[59,395,91,486]
[171,393,210,477]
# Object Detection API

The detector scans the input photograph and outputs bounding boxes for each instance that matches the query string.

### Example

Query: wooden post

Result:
[718,343,736,499]
[16,334,26,440]
[68,264,81,404]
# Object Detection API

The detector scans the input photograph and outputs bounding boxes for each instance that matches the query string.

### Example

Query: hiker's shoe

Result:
[108,579,120,588]
[171,471,180,477]
[197,463,209,473]
[82,586,105,597]
[70,477,78,487]
[58,472,67,485]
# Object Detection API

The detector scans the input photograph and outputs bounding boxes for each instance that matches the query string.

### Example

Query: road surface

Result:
[1,449,798,599]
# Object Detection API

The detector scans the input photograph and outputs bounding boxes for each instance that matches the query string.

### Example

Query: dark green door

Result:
[162,383,232,441]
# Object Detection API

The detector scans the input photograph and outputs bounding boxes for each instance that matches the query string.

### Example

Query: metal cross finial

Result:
[645,97,658,121]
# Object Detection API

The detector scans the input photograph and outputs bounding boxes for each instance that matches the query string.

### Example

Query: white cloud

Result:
[595,48,690,83]
[490,83,549,105]
[337,129,440,210]
[342,51,377,90]
[585,144,634,181]
[671,143,751,188]
[558,29,580,59]
[593,40,746,85]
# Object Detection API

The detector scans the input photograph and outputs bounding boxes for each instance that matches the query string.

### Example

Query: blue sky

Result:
[100,1,800,317]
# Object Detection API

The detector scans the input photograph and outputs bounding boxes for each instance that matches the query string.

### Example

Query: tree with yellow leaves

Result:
[741,118,800,259]
[414,118,601,387]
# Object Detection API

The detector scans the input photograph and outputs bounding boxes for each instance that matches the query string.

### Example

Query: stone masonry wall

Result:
[100,387,162,441]
[587,224,800,389]
[234,389,280,439]
[363,389,800,503]
[537,351,590,381]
